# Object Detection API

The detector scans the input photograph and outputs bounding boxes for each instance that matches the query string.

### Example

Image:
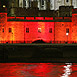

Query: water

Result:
[0,63,76,77]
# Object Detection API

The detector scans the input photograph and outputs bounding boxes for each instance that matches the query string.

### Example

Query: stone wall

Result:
[55,22,72,43]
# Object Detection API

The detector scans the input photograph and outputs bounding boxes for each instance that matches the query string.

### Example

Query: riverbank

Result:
[0,43,77,62]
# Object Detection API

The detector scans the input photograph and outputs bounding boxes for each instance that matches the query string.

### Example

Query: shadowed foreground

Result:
[0,43,77,62]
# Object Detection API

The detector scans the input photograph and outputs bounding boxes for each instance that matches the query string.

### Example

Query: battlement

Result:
[7,16,72,22]
[0,8,77,44]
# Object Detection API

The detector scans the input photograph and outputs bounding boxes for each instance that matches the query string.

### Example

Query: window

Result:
[2,28,4,32]
[23,0,26,7]
[9,28,12,33]
[66,0,69,2]
[41,0,44,6]
[26,28,29,33]
[49,28,52,33]
[38,28,41,33]
[29,0,31,7]
[66,28,69,33]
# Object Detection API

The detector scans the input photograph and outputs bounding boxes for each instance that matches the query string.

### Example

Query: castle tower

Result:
[19,0,35,8]
[0,7,7,43]
[9,0,77,10]
[38,0,47,10]
[64,0,72,6]
[54,0,62,10]
[72,0,77,8]
[50,0,55,10]
[15,0,19,7]
[54,0,75,10]
[10,1,15,16]
[23,0,29,9]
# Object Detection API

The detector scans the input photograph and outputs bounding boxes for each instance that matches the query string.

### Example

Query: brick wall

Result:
[24,22,54,43]
[6,22,24,43]
[0,13,77,43]
[71,14,77,42]
[0,13,7,43]
[55,22,72,43]
[1,21,54,43]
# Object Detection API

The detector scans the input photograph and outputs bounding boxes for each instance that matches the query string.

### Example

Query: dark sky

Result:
[0,0,8,7]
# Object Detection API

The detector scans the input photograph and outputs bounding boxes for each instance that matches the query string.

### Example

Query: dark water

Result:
[0,63,76,77]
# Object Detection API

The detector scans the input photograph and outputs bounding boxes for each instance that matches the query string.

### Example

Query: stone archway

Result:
[32,39,46,43]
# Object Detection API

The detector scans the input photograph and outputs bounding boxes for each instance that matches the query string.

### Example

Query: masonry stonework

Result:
[0,12,77,43]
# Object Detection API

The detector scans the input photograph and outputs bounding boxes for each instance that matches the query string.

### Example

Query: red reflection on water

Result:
[61,63,72,77]
[0,63,76,77]
[72,63,77,77]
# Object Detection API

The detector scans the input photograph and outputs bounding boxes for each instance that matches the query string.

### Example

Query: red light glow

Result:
[35,17,44,20]
[0,13,77,43]
[7,17,15,20]
[26,17,34,20]
[16,17,24,20]
[45,17,53,20]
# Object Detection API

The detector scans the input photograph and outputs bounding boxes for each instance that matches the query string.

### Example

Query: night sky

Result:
[0,0,8,7]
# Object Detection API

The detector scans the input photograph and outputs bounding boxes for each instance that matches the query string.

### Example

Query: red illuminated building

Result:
[0,8,77,44]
